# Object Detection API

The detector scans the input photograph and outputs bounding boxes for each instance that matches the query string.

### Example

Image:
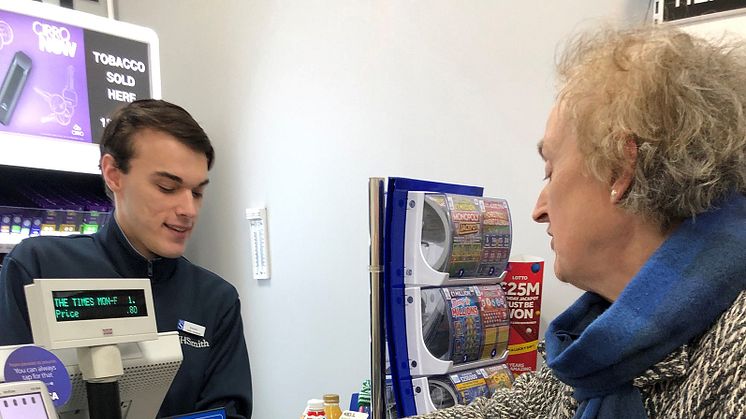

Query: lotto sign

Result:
[501,256,544,375]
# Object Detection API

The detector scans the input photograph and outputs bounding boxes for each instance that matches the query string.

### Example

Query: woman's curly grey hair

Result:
[557,25,746,230]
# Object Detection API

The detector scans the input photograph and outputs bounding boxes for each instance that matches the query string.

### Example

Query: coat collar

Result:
[539,341,689,387]
[95,214,179,282]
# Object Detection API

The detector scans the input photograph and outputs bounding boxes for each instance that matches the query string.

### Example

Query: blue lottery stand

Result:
[383,177,483,417]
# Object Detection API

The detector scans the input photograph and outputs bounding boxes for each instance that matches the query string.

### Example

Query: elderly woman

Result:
[410,26,746,419]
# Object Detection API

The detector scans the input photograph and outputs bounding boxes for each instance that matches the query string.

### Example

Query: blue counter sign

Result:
[3,345,72,407]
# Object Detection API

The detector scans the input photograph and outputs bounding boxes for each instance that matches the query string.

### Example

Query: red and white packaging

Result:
[500,256,544,376]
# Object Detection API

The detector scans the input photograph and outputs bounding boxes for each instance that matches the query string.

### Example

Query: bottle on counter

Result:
[323,394,343,419]
[302,399,327,419]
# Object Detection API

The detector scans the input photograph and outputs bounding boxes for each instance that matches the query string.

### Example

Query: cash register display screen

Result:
[0,392,50,418]
[52,289,148,322]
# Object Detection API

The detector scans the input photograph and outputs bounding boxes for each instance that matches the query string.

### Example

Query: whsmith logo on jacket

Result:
[179,335,210,349]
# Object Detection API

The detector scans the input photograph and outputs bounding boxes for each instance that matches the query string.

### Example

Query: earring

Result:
[610,189,618,201]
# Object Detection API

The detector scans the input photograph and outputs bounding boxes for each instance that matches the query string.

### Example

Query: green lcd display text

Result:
[52,289,147,322]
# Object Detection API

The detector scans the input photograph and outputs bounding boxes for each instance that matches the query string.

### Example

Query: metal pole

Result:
[369,178,385,419]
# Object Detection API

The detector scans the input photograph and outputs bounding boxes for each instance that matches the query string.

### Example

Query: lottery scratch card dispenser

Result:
[382,178,515,417]
[409,364,515,413]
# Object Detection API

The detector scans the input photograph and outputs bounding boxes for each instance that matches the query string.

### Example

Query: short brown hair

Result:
[99,99,215,198]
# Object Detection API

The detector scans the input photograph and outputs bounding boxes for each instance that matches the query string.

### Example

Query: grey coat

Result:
[409,291,746,419]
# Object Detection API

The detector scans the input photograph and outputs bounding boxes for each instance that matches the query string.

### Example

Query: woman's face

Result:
[532,106,629,293]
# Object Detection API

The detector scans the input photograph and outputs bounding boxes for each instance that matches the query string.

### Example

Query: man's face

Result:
[107,128,209,259]
[531,106,625,291]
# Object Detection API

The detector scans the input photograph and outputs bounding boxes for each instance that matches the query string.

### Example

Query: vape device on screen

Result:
[0,51,33,126]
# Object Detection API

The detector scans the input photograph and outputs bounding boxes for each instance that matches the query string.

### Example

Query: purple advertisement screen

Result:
[0,10,92,142]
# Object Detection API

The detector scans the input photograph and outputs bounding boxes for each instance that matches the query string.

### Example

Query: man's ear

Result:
[610,137,637,204]
[101,154,123,194]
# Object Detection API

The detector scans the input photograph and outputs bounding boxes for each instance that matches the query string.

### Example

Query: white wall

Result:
[116,2,649,418]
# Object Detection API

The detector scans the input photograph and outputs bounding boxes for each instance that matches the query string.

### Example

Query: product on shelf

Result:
[0,207,110,237]
[301,399,327,418]
[357,379,371,413]
[0,214,10,234]
[0,206,112,254]
[323,393,342,419]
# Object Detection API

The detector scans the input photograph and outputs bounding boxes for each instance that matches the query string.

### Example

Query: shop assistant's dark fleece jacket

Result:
[0,218,252,418]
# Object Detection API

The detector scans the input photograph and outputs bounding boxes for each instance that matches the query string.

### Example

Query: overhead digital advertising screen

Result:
[0,8,151,143]
[0,1,160,173]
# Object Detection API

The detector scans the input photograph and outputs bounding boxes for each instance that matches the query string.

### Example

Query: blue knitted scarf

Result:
[545,192,746,419]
